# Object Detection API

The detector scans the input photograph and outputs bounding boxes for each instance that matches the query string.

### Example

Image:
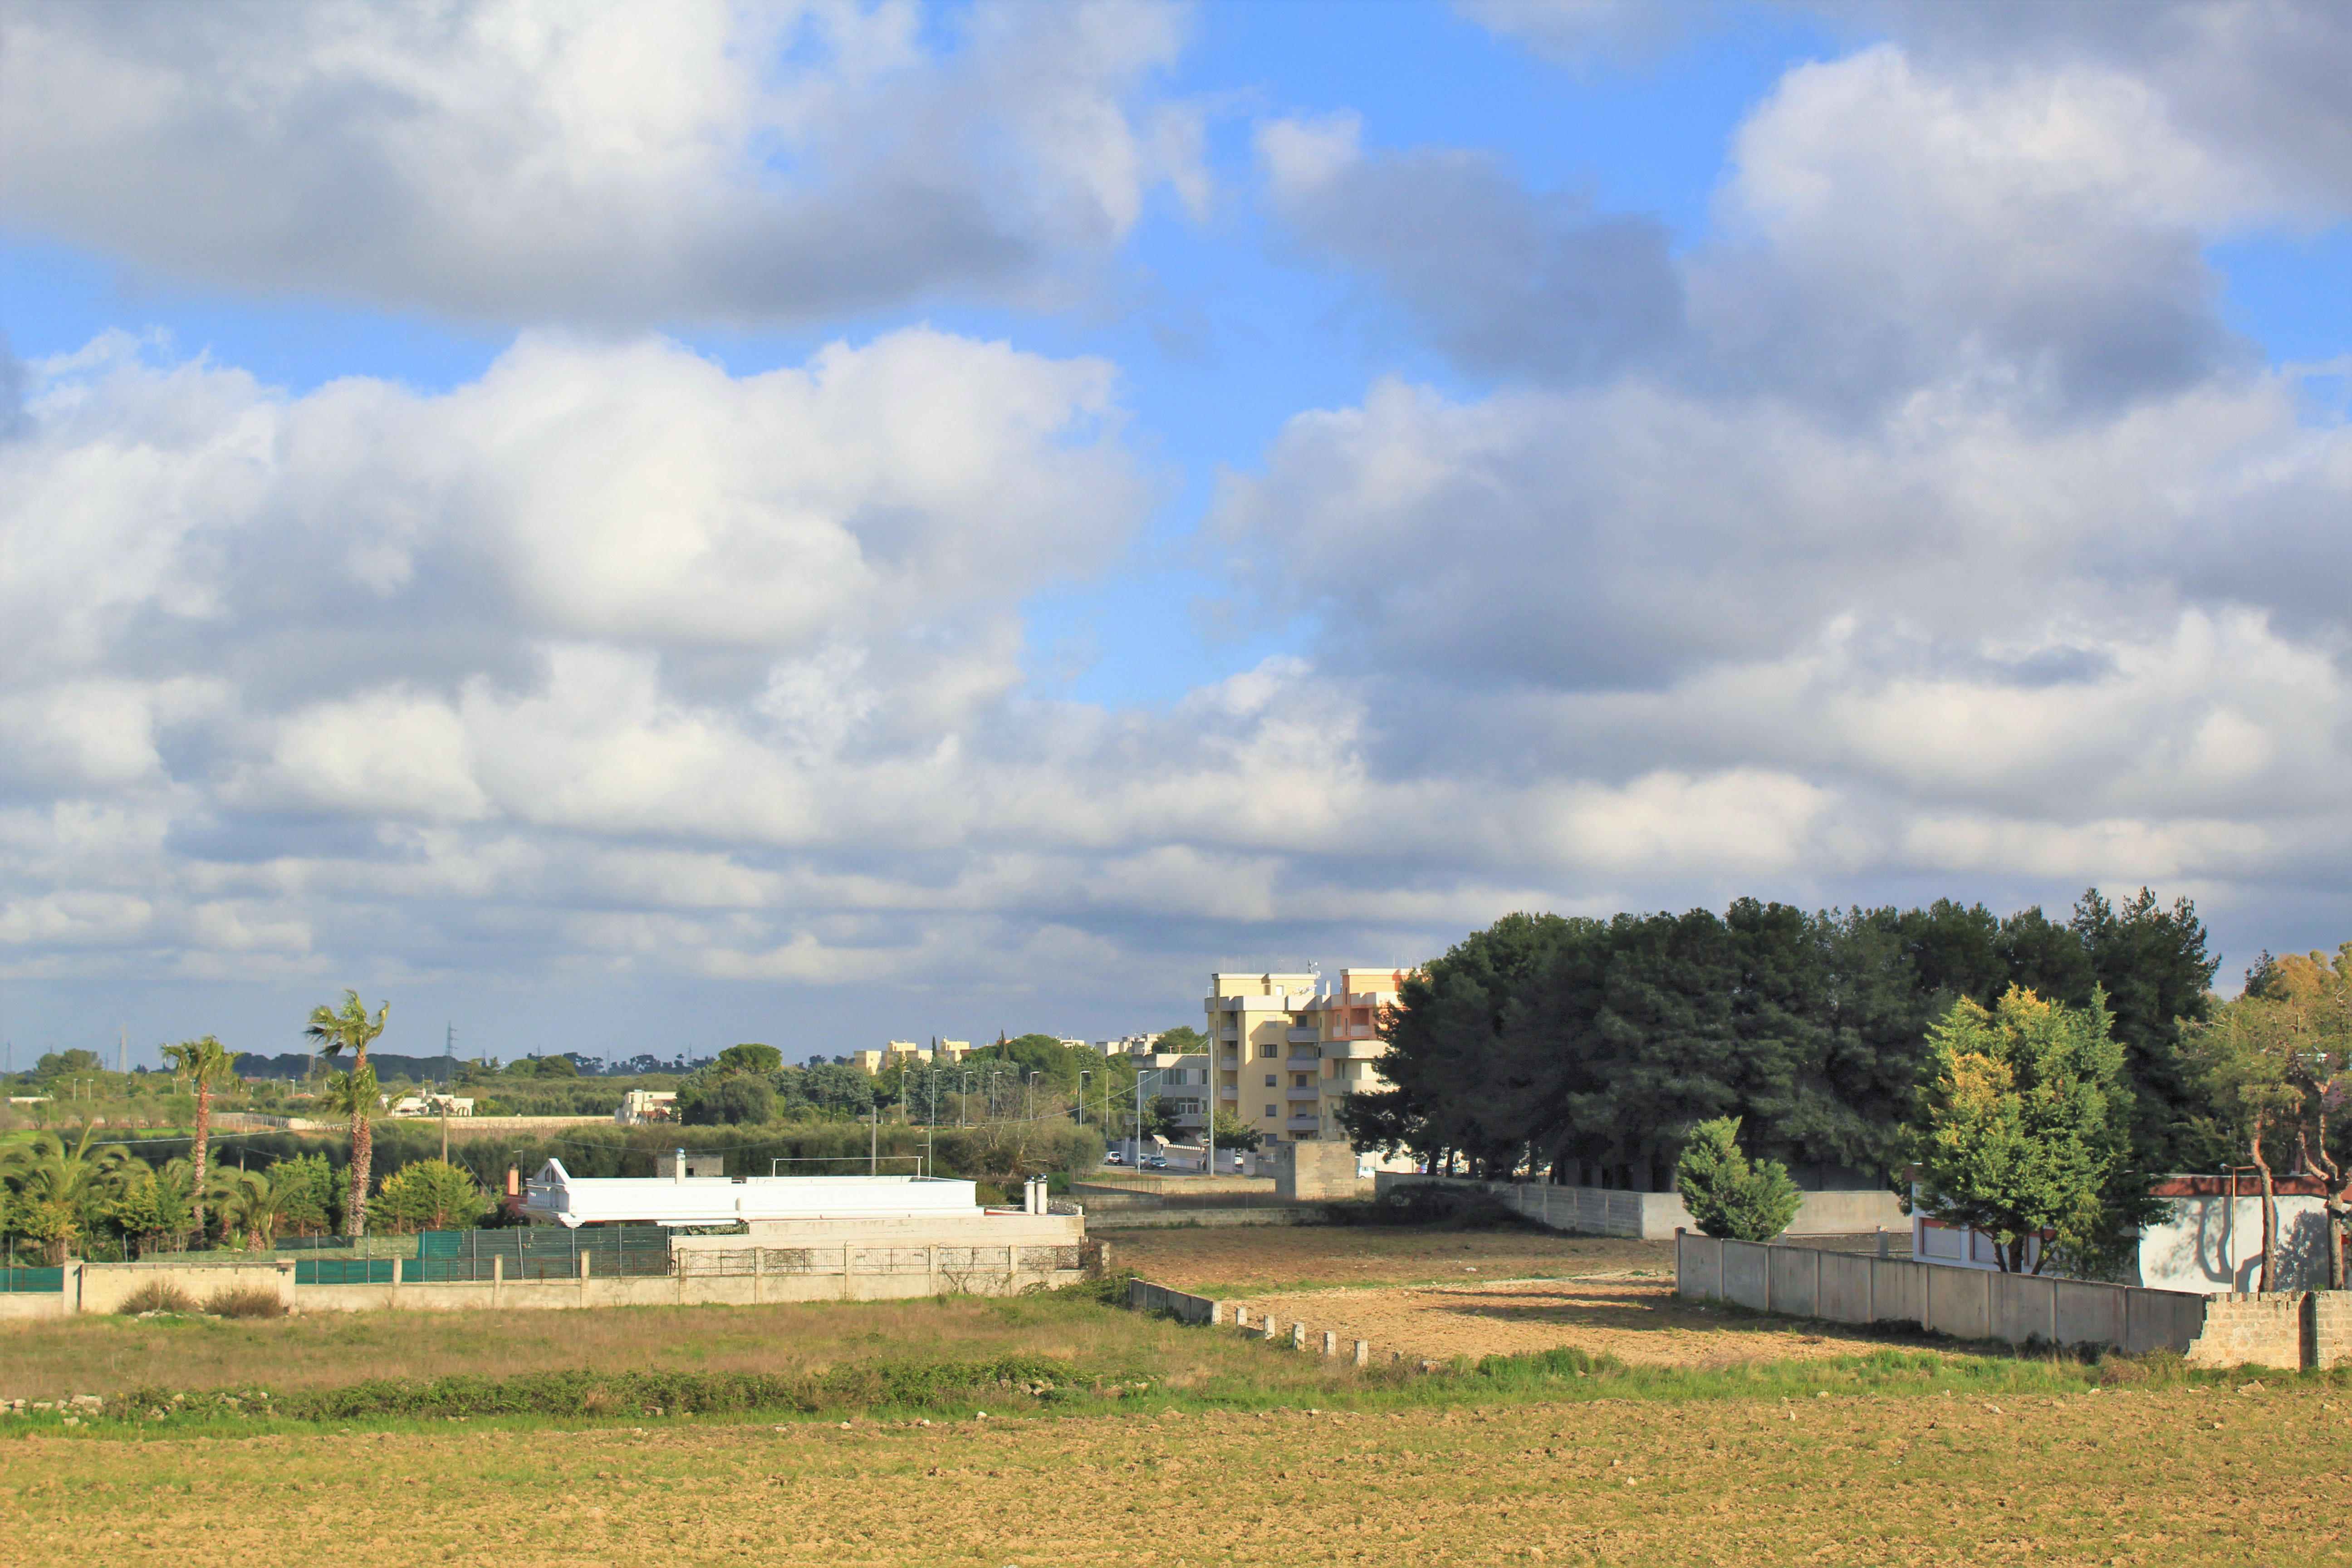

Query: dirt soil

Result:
[1224,1276,1899,1367]
[1112,1223,1672,1292]
[11,1386,2339,1566]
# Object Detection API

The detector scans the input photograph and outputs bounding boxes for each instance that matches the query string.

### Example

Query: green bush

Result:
[1674,1117,1802,1241]
[373,1159,490,1232]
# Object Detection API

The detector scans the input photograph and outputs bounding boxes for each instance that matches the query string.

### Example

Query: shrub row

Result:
[97,1354,1136,1423]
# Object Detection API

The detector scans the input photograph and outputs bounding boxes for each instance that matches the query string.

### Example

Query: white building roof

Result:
[519,1159,982,1229]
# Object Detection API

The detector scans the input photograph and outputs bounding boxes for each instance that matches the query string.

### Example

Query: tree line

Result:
[1340,889,2222,1190]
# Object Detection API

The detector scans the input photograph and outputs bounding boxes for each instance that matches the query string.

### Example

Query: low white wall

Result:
[1372,1172,1904,1240]
[45,1213,1093,1318]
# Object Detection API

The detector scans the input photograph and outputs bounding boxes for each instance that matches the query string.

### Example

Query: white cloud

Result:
[0,0,1204,324]
[6,10,2349,1032]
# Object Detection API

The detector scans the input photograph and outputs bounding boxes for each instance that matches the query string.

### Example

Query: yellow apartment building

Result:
[1204,967,1408,1144]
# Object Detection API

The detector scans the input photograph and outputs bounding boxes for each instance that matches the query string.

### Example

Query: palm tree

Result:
[206,1168,291,1253]
[313,1063,382,1237]
[306,990,388,1237]
[1,1123,142,1263]
[159,1034,235,1239]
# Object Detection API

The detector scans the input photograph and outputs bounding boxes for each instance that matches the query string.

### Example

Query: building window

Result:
[1263,1073,1276,1087]
[1258,1043,1276,1058]
[1264,1105,1278,1118]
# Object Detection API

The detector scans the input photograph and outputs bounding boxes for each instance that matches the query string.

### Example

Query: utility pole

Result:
[1202,1001,1220,1178]
[1133,1064,1151,1165]
[869,1102,878,1176]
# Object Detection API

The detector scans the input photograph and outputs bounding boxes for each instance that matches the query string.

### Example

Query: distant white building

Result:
[1093,1034,1161,1056]
[615,1089,677,1125]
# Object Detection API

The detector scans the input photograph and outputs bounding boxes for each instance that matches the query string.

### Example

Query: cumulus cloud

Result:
[1393,9,2351,417]
[0,0,1202,324]
[1689,44,2253,417]
[5,7,2348,1035]
[1256,113,1682,383]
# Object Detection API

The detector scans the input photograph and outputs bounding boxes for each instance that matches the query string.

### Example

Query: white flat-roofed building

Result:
[523,1162,985,1228]
[516,1162,1089,1299]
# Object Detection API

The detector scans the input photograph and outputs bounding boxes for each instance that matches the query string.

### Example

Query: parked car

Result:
[1142,1155,1169,1169]
[1102,1151,1127,1166]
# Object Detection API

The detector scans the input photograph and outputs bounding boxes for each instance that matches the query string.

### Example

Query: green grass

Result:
[11,1276,2334,1443]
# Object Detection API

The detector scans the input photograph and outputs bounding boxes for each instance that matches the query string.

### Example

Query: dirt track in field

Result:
[13,1387,2340,1567]
[1221,1276,1899,1367]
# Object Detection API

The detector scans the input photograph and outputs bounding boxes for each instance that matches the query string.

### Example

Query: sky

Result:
[1,0,2347,1070]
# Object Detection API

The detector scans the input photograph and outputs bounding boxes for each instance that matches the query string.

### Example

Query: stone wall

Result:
[1274,1142,1365,1202]
[2184,1290,2352,1372]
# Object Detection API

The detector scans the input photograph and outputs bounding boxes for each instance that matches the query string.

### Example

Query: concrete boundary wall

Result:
[1677,1232,2211,1355]
[0,1248,1086,1320]
[1374,1173,1904,1240]
[1085,1206,1329,1230]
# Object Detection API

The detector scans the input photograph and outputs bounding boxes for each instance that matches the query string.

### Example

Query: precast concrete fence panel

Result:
[1817,1253,1872,1323]
[1676,1231,2215,1356]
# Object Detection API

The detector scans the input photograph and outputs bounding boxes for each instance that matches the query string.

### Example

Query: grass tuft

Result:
[117,1280,198,1315]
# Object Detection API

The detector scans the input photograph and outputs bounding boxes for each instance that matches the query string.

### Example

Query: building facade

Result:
[1203,967,1408,1145]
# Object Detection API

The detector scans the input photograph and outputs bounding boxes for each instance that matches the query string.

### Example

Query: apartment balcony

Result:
[1286,1049,1322,1064]
[1285,1115,1321,1132]
[1321,1038,1385,1059]
[1285,1085,1322,1102]
[1217,1024,1238,1040]
[1218,1085,1238,1100]
[1285,1026,1319,1044]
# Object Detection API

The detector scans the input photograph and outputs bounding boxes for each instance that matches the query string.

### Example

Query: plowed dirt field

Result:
[13,1385,2337,1566]
[1223,1276,1891,1367]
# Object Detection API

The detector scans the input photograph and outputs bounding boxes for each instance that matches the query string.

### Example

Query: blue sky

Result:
[1,0,2346,1066]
